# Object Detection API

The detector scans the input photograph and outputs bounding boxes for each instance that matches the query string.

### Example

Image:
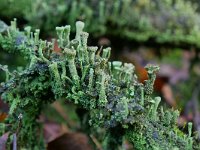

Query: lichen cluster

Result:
[0,0,200,48]
[0,20,198,149]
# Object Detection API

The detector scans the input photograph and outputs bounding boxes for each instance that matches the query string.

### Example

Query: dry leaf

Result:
[48,133,92,150]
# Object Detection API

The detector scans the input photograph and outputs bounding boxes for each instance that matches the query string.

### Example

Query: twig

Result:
[190,82,200,140]
[89,134,102,150]
[13,133,17,150]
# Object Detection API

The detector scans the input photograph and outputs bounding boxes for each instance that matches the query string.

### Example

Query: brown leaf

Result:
[48,132,93,150]
[0,113,7,122]
[44,121,68,143]
[161,84,176,107]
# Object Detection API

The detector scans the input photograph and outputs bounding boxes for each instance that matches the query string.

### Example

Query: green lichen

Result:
[0,19,199,149]
[1,0,200,49]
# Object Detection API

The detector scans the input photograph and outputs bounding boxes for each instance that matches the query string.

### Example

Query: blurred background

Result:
[0,0,200,149]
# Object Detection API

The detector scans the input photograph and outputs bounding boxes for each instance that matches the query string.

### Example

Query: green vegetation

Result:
[0,19,199,149]
[0,0,200,49]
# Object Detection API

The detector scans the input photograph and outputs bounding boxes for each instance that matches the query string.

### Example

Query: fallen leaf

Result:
[161,84,176,107]
[48,132,93,150]
[0,113,7,122]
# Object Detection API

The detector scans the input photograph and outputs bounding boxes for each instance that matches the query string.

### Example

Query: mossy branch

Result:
[0,19,199,149]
